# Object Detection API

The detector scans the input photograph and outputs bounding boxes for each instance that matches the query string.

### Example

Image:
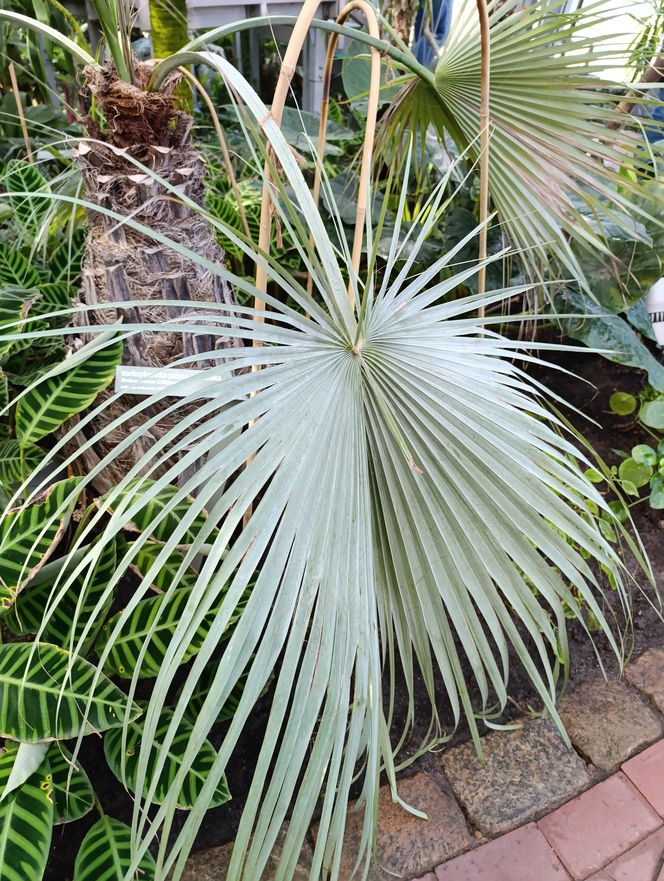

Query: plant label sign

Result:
[115,366,223,398]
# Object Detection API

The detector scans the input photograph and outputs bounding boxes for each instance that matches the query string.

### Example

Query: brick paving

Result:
[182,648,664,881]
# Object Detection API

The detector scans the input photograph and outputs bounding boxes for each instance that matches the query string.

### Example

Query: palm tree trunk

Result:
[69,61,236,489]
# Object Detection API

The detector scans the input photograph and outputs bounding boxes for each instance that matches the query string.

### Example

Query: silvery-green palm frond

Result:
[1,54,650,881]
[378,0,663,286]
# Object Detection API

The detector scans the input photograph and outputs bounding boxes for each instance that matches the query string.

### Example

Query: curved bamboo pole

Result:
[307,0,381,308]
[476,0,491,320]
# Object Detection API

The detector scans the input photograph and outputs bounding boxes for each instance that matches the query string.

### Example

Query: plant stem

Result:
[8,62,33,163]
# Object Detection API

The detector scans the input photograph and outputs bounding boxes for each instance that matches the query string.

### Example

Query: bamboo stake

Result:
[476,0,490,320]
[8,62,33,163]
[179,66,252,240]
[307,0,381,308]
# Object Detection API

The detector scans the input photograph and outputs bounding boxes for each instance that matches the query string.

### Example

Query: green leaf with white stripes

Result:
[0,288,41,358]
[48,745,94,824]
[104,706,231,809]
[73,817,156,881]
[0,642,139,742]
[0,477,81,613]
[4,160,51,236]
[129,541,198,592]
[99,479,209,544]
[0,245,41,289]
[0,439,45,489]
[10,537,118,653]
[0,749,53,881]
[100,584,247,679]
[15,337,123,445]
[179,658,265,726]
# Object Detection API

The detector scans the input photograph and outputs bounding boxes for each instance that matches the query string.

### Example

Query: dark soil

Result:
[43,350,664,880]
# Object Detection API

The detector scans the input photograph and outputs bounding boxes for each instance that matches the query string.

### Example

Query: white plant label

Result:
[115,366,223,398]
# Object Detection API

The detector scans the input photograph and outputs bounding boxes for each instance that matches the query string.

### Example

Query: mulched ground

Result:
[43,349,664,880]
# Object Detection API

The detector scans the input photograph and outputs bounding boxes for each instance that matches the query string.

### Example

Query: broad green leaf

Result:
[104,707,231,808]
[129,541,198,592]
[618,458,652,489]
[0,642,139,742]
[179,659,261,726]
[609,392,637,416]
[0,288,40,359]
[0,751,53,881]
[73,817,156,881]
[554,289,664,392]
[0,439,45,488]
[651,485,664,510]
[47,229,86,284]
[100,585,246,679]
[98,479,208,544]
[632,445,657,468]
[48,745,94,824]
[0,477,81,612]
[341,38,402,111]
[10,537,118,652]
[15,338,122,445]
[640,400,664,430]
[0,742,48,801]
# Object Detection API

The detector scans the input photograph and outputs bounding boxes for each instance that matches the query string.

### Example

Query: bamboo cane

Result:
[8,62,34,163]
[307,0,381,308]
[476,0,490,320]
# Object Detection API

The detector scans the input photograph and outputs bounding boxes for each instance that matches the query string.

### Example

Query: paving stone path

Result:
[182,647,664,881]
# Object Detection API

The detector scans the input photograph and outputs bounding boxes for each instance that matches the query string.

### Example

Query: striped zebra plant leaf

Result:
[178,658,266,726]
[47,229,86,284]
[99,585,247,679]
[128,541,198,593]
[0,642,139,742]
[98,479,209,544]
[48,745,94,824]
[3,160,51,237]
[104,706,231,809]
[0,749,53,881]
[15,337,123,446]
[0,245,41,290]
[10,537,118,653]
[74,817,156,881]
[0,742,49,801]
[0,477,82,613]
[0,439,46,489]
[0,369,7,412]
[0,289,41,359]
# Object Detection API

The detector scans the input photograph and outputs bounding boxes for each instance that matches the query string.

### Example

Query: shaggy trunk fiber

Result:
[69,62,236,490]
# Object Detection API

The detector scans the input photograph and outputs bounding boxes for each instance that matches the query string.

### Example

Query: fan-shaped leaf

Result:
[73,817,156,881]
[100,584,247,679]
[15,337,123,445]
[48,745,94,824]
[104,706,231,809]
[0,750,53,881]
[0,642,139,742]
[179,659,263,726]
[0,477,81,612]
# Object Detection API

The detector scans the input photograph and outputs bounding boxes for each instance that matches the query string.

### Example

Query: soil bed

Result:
[43,349,664,880]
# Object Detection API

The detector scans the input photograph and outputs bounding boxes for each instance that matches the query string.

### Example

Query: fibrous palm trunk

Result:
[70,62,236,489]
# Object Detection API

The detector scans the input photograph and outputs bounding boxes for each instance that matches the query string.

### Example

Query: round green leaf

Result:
[607,499,629,523]
[640,400,664,430]
[584,467,604,484]
[74,817,156,881]
[618,457,652,489]
[104,707,231,809]
[48,746,94,825]
[657,439,664,458]
[631,444,657,467]
[609,392,637,415]
[651,485,664,510]
[0,642,139,742]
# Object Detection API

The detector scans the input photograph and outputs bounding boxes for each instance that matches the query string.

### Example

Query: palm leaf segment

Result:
[383,0,662,285]
[17,53,638,881]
